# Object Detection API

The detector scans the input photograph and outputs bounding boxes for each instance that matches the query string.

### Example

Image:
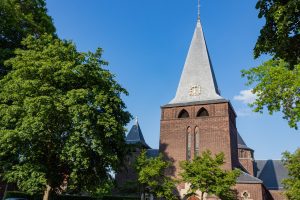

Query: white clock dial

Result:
[189,85,201,96]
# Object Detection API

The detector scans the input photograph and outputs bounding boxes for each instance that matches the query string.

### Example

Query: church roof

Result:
[126,118,150,149]
[255,160,288,190]
[169,18,224,104]
[146,149,159,158]
[237,171,263,184]
[237,132,253,151]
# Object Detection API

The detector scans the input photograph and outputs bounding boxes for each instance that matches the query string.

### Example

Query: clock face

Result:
[189,85,201,96]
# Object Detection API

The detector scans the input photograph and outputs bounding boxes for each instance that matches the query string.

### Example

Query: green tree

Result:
[282,149,300,200]
[242,61,300,129]
[242,0,300,129]
[0,34,131,200]
[180,151,240,200]
[0,0,55,77]
[135,150,177,200]
[254,0,299,67]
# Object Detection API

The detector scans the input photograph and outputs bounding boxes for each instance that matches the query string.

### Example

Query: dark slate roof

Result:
[237,171,263,184]
[255,160,288,190]
[146,149,159,158]
[126,119,150,149]
[237,132,253,151]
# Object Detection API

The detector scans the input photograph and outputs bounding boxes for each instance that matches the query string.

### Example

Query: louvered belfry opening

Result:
[178,109,190,118]
[197,107,209,117]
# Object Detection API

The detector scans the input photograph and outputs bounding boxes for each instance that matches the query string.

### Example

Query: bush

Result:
[3,191,139,200]
[4,191,32,199]
[102,196,139,200]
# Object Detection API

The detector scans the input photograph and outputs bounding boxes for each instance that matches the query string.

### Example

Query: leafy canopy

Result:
[180,151,240,200]
[254,0,300,67]
[135,150,177,200]
[282,149,300,200]
[242,0,300,129]
[242,60,300,129]
[0,0,55,77]
[0,34,131,197]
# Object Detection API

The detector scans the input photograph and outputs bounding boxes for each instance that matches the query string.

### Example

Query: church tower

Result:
[159,9,239,179]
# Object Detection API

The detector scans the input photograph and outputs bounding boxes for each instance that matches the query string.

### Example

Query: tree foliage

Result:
[135,150,177,200]
[0,0,55,77]
[180,151,240,200]
[243,0,300,129]
[254,0,300,67]
[242,60,300,129]
[282,149,300,200]
[0,34,131,199]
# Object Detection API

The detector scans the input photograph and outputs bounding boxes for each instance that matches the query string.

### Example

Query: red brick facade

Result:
[158,100,285,199]
[269,190,286,200]
[238,149,254,176]
[159,101,239,178]
[235,183,270,200]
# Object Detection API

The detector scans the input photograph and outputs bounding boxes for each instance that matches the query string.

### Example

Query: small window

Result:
[178,109,190,118]
[197,108,209,117]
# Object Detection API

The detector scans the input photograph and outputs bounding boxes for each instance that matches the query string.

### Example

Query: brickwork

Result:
[159,102,239,178]
[269,190,286,200]
[115,148,140,189]
[235,184,264,200]
[239,158,254,176]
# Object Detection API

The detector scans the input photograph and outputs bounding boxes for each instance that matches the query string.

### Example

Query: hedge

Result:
[3,191,139,200]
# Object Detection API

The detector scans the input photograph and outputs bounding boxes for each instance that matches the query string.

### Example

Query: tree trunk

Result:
[43,184,52,200]
[201,192,204,200]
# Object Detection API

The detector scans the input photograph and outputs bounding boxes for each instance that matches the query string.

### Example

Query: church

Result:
[117,6,288,200]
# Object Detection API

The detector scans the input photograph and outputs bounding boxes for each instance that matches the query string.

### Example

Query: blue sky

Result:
[46,0,299,160]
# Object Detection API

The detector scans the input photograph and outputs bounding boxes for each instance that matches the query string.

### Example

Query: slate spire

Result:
[126,117,150,149]
[169,13,223,104]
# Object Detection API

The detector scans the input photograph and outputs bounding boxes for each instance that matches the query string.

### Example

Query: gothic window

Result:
[178,109,190,118]
[187,127,192,160]
[197,107,209,117]
[194,127,200,157]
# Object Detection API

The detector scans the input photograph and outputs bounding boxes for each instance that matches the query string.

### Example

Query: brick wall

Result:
[269,190,286,200]
[115,148,140,189]
[159,102,239,178]
[239,158,254,176]
[235,183,264,200]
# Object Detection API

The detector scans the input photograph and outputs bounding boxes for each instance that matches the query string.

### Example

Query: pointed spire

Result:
[169,7,223,104]
[126,118,150,149]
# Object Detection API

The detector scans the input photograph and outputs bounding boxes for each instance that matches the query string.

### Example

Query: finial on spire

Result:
[135,116,138,124]
[197,0,200,20]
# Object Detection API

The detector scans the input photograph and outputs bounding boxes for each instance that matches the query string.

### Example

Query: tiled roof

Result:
[237,132,253,151]
[255,160,288,190]
[237,171,263,184]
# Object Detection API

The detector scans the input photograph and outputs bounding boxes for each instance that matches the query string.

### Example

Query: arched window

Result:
[178,109,190,118]
[187,127,192,160]
[194,127,200,157]
[196,108,209,117]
